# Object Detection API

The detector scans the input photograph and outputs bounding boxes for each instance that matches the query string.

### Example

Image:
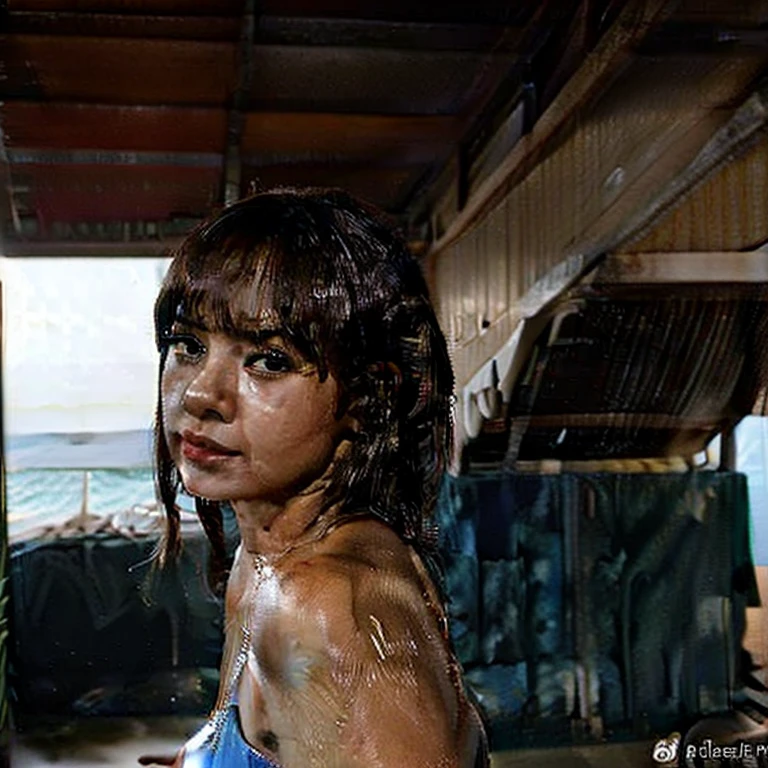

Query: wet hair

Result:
[154,187,454,581]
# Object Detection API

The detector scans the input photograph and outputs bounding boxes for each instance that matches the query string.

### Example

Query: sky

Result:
[0,256,170,436]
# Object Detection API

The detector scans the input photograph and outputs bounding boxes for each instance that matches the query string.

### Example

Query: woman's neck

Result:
[230,437,351,555]
[231,487,339,555]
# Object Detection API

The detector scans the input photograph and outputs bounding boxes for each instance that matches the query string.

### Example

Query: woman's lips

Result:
[179,432,240,463]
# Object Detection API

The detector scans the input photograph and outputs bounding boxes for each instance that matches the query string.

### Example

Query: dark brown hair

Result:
[154,187,453,580]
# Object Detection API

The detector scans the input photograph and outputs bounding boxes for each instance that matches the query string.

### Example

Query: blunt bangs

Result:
[155,195,386,382]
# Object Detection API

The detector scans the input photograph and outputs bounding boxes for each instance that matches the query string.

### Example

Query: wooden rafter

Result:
[588,251,768,285]
[223,0,257,204]
[0,124,20,247]
[5,12,525,52]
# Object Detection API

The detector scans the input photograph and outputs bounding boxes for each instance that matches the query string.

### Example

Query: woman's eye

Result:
[166,334,204,360]
[246,350,292,375]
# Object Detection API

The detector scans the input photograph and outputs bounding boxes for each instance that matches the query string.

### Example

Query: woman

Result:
[151,188,488,767]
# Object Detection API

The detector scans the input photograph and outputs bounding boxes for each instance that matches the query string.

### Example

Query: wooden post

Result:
[0,288,9,768]
[720,427,737,472]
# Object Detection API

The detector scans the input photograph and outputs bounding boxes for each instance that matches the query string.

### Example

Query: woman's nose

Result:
[182,357,237,423]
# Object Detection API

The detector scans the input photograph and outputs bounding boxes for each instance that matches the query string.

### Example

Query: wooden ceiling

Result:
[4,1,768,465]
[0,0,577,255]
[2,0,766,259]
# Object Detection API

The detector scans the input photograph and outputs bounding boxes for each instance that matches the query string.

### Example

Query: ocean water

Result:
[6,467,157,539]
[5,430,157,540]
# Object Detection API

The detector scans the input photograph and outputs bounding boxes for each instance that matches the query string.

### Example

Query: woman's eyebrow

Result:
[171,314,207,332]
[172,314,287,347]
[236,327,287,346]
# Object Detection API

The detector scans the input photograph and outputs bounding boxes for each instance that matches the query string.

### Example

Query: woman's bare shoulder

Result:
[262,519,435,657]
[273,519,479,765]
[282,517,427,610]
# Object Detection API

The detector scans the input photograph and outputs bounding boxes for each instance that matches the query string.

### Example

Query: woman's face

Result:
[160,310,350,505]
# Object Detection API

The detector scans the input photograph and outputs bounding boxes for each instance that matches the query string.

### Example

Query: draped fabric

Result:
[10,531,223,718]
[436,471,758,747]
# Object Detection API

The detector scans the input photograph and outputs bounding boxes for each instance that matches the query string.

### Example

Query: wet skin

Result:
[160,323,485,767]
[161,320,352,514]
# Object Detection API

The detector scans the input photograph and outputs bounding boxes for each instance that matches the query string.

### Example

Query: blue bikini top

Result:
[182,622,280,768]
[181,703,280,768]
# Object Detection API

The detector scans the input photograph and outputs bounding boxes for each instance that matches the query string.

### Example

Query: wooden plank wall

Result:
[627,139,768,254]
[431,51,768,389]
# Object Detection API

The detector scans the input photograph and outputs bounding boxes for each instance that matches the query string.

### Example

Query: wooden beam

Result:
[6,12,524,52]
[661,2,768,27]
[1,35,513,111]
[5,148,222,168]
[3,147,438,174]
[589,251,768,284]
[626,137,768,253]
[13,0,242,14]
[523,413,723,430]
[1,102,227,153]
[430,0,678,254]
[242,112,463,157]
[1,239,182,257]
[639,22,768,56]
[2,102,461,157]
[1,35,238,106]
[720,425,737,471]
[6,11,240,40]
[260,0,534,25]
[11,0,521,23]
[257,16,523,51]
[223,0,257,205]
[5,163,221,222]
[0,125,20,249]
[612,77,768,251]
